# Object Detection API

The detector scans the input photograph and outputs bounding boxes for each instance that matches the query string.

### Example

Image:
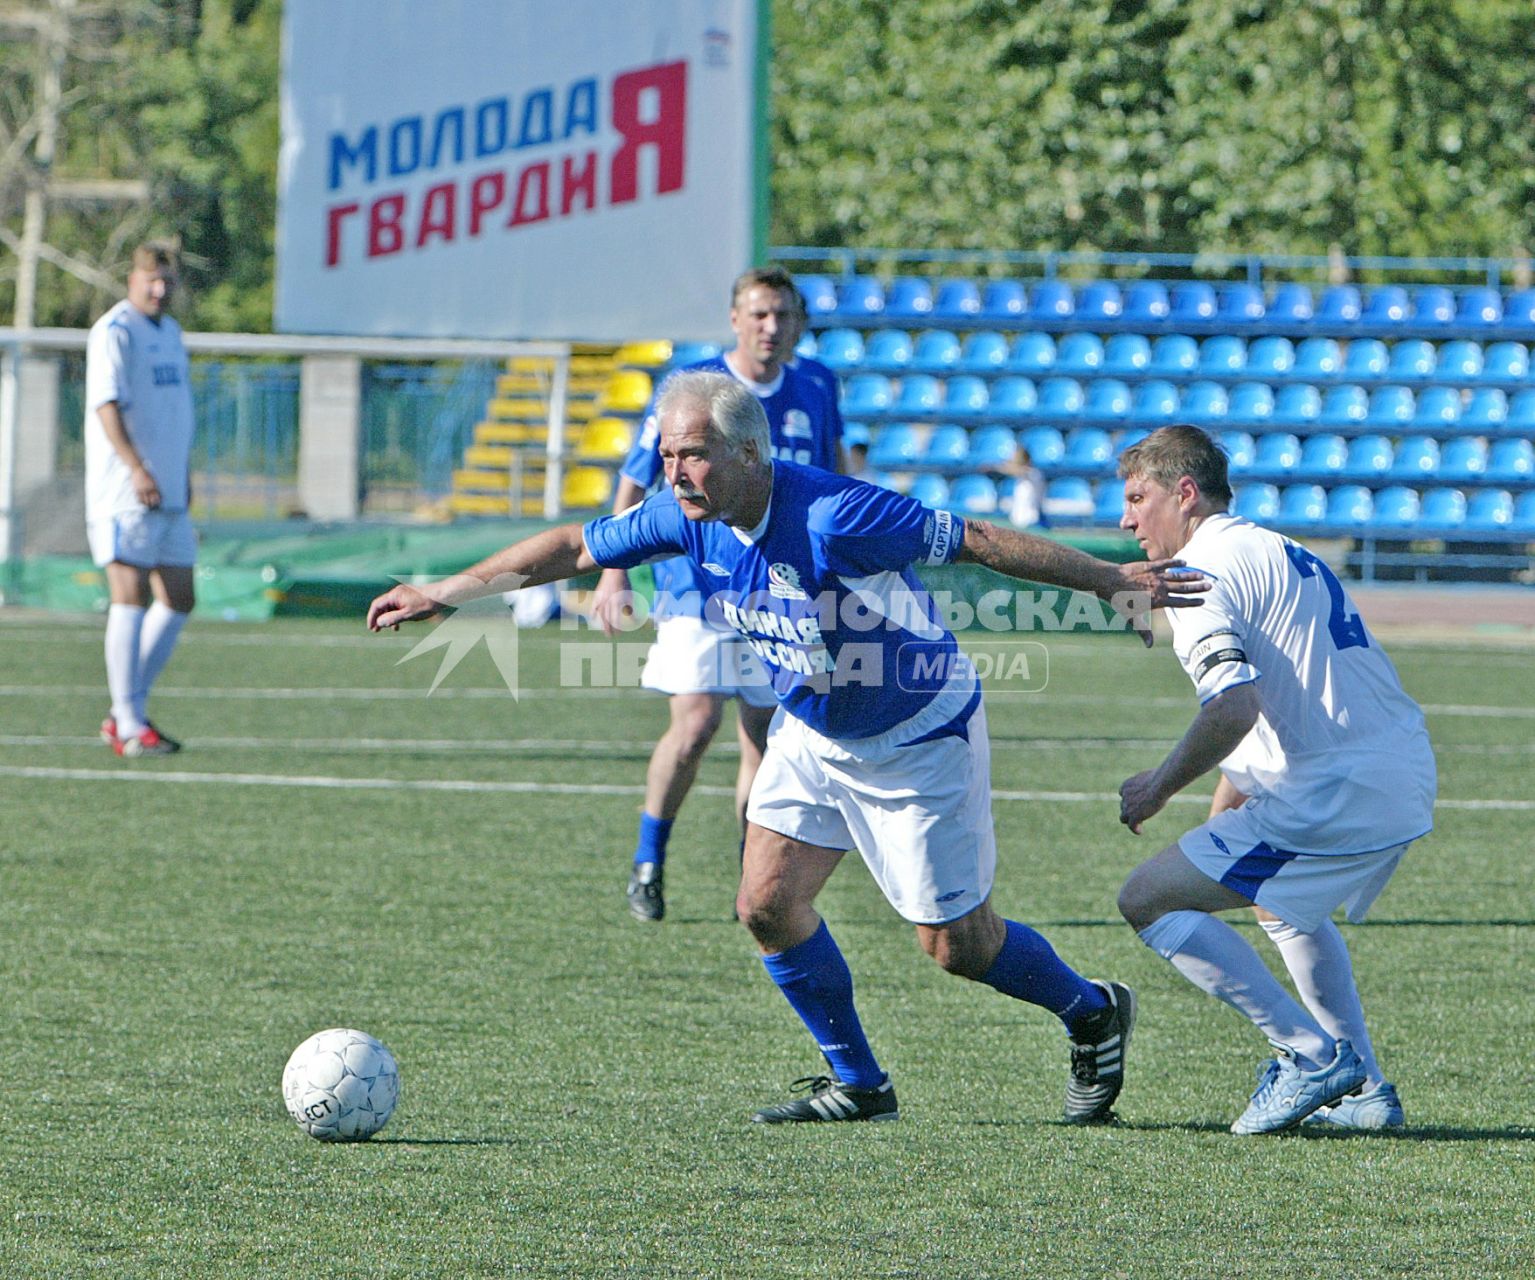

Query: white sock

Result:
[1138,910,1335,1069]
[1260,917,1382,1087]
[106,604,147,736]
[133,601,189,724]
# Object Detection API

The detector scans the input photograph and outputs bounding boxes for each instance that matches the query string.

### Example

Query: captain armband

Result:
[1189,630,1247,679]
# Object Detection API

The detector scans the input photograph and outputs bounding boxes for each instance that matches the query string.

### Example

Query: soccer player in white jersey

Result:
[592,267,844,923]
[84,242,198,758]
[369,371,1209,1125]
[1113,425,1436,1134]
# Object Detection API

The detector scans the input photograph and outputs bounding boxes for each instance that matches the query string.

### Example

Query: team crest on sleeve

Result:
[767,563,808,600]
[1189,630,1247,677]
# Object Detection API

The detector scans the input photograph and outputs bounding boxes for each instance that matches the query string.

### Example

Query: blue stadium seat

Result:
[970,425,1021,468]
[1456,287,1503,328]
[933,279,982,322]
[1319,384,1370,426]
[1007,332,1056,375]
[1029,280,1075,321]
[798,274,838,319]
[1122,281,1171,323]
[1435,339,1483,380]
[863,328,915,372]
[982,279,1030,322]
[1272,384,1322,426]
[1316,285,1362,324]
[1294,433,1347,481]
[1170,281,1218,322]
[1103,333,1153,374]
[1198,335,1246,376]
[1252,432,1301,475]
[1294,337,1343,379]
[945,473,998,515]
[1487,438,1535,485]
[669,342,724,367]
[834,275,884,321]
[957,330,1010,373]
[1439,438,1487,483]
[1219,282,1267,326]
[841,422,871,448]
[1114,427,1151,457]
[1480,341,1529,382]
[1181,381,1229,424]
[908,329,961,373]
[1218,430,1257,471]
[1045,477,1095,519]
[1507,389,1535,430]
[1149,334,1199,376]
[1503,289,1535,329]
[1093,481,1127,526]
[1387,339,1436,381]
[1361,286,1409,327]
[1364,385,1414,427]
[1268,283,1315,325]
[842,373,893,415]
[1128,380,1181,425]
[795,331,818,362]
[943,376,990,417]
[1388,435,1440,480]
[989,376,1039,417]
[1063,427,1115,470]
[1411,385,1461,429]
[1342,338,1389,379]
[1279,483,1327,526]
[812,327,864,372]
[1515,491,1535,534]
[1233,484,1280,523]
[1245,336,1295,378]
[922,423,970,466]
[1077,280,1123,322]
[1410,285,1455,327]
[884,275,934,321]
[1055,332,1105,375]
[907,473,950,507]
[1019,426,1066,465]
[1325,484,1374,527]
[1083,378,1132,420]
[1342,434,1394,482]
[1227,383,1275,422]
[893,374,943,415]
[1034,377,1085,419]
[1462,388,1509,429]
[1465,489,1515,531]
[869,423,920,468]
[1369,486,1421,529]
[1419,486,1466,530]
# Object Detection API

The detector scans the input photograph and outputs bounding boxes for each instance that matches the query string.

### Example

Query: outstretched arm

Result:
[1118,682,1260,834]
[957,518,1208,645]
[367,523,598,631]
[591,475,648,637]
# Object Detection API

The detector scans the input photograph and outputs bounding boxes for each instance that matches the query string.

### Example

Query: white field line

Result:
[0,763,1529,811]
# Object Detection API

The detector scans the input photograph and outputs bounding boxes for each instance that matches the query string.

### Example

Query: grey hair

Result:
[654,369,771,462]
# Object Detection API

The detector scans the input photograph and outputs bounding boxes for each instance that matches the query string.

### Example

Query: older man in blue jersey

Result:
[369,371,1207,1125]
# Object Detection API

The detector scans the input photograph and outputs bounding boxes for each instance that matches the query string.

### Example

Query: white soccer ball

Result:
[282,1027,399,1141]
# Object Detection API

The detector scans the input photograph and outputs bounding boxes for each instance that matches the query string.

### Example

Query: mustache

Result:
[673,486,706,502]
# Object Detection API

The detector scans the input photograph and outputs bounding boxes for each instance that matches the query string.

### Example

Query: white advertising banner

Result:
[277,0,759,341]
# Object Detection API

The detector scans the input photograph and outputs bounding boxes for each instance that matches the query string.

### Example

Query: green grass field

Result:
[1,611,1531,1278]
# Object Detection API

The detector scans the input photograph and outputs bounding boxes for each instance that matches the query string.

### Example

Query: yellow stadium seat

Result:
[614,340,673,369]
[596,370,653,416]
[561,466,614,510]
[577,417,635,461]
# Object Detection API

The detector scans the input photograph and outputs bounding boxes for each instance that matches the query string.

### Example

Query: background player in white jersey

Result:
[592,267,844,922]
[369,372,1210,1125]
[1113,425,1436,1134]
[84,242,198,758]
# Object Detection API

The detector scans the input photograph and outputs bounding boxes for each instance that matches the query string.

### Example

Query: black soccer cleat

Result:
[1063,979,1136,1125]
[626,861,665,922]
[751,1074,899,1124]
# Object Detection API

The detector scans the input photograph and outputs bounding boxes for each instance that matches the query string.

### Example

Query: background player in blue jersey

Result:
[368,371,1207,1125]
[592,267,845,923]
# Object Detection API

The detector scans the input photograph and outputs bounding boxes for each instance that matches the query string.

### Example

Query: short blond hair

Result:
[1118,425,1232,506]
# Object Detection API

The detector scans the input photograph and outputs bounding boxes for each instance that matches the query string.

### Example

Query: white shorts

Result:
[1179,805,1408,934]
[640,615,776,707]
[88,508,198,570]
[746,701,996,925]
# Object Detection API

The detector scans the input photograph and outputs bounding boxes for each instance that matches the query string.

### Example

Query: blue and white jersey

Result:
[618,356,843,619]
[584,461,974,742]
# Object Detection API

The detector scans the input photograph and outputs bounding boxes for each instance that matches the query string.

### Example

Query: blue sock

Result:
[633,813,673,869]
[981,920,1110,1036]
[761,921,884,1088]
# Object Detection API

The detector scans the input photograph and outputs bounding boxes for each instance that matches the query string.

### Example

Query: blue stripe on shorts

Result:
[1218,841,1301,900]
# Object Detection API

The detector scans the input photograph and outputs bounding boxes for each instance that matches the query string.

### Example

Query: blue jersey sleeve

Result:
[582,489,692,570]
[617,409,663,489]
[812,482,966,576]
